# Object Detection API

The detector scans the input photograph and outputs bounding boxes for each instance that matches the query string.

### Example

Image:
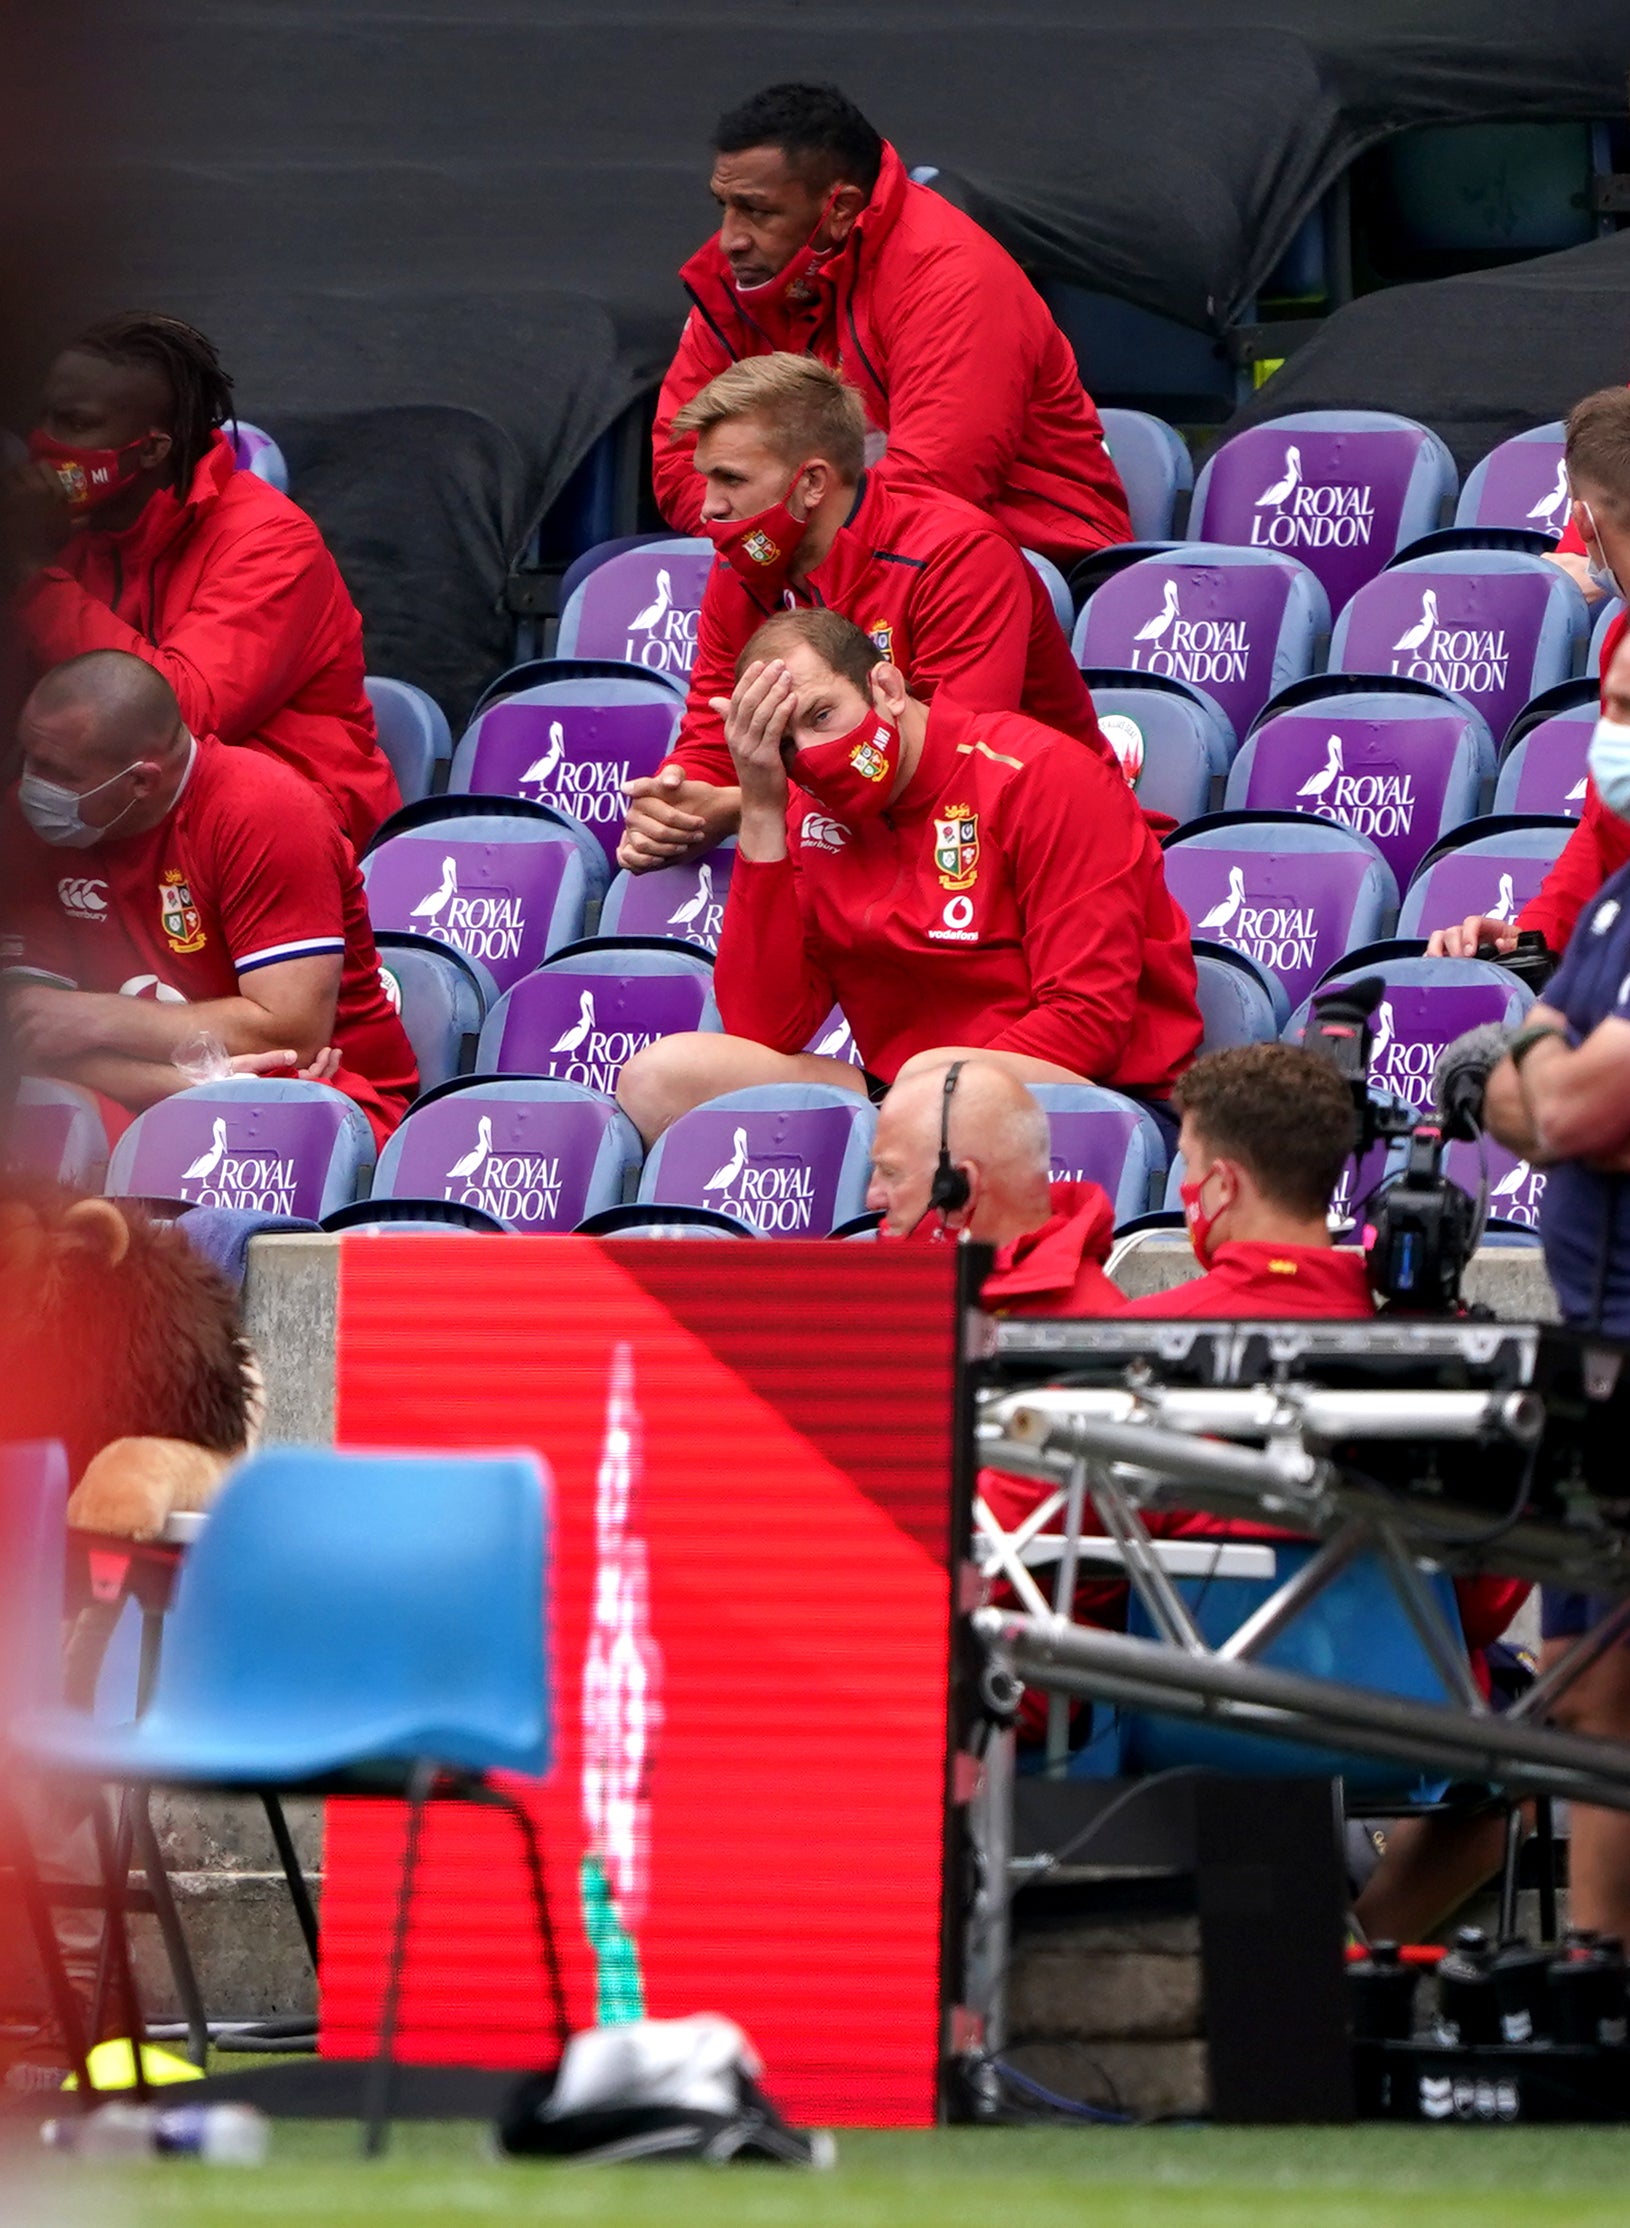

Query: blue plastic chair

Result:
[1024,548,1075,631]
[366,677,452,805]
[13,1446,566,2151]
[1099,408,1193,542]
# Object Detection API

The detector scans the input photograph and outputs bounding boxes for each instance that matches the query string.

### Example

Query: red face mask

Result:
[29,429,151,513]
[731,188,846,315]
[701,479,811,597]
[1179,1171,1221,1269]
[791,702,903,823]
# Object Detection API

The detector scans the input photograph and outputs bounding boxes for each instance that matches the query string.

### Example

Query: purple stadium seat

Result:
[1189,410,1457,616]
[227,420,288,492]
[1396,823,1573,938]
[371,1078,641,1232]
[8,1078,110,1189]
[476,947,719,1094]
[449,686,681,871]
[803,1006,867,1066]
[1444,1135,1547,1231]
[1029,1084,1169,1222]
[554,540,713,682]
[1455,423,1568,539]
[1072,545,1327,742]
[1227,692,1494,889]
[104,1079,374,1219]
[362,817,590,992]
[1494,700,1594,818]
[1163,819,1398,1010]
[1286,958,1532,1115]
[638,1084,876,1235]
[598,844,736,953]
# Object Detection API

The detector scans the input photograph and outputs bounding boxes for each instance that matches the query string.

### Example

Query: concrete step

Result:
[130,1869,320,2025]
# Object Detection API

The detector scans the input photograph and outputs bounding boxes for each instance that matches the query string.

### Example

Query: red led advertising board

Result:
[320,1235,965,2127]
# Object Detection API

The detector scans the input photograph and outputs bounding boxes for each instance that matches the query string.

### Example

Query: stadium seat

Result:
[227,420,288,491]
[7,1077,110,1189]
[1081,674,1230,822]
[365,677,451,806]
[1395,819,1574,939]
[1227,690,1496,890]
[105,1078,375,1219]
[1163,816,1399,1010]
[1029,1084,1170,1222]
[1024,549,1074,631]
[1099,408,1194,541]
[374,931,495,1091]
[1328,551,1588,747]
[362,811,593,992]
[371,1077,642,1232]
[554,537,713,684]
[1285,957,1533,1114]
[1190,940,1285,1048]
[476,940,720,1092]
[1495,694,1596,818]
[1189,409,1457,616]
[1443,1135,1546,1233]
[323,1199,503,1235]
[636,1084,875,1236]
[557,531,671,605]
[803,1007,866,1066]
[576,1202,756,1239]
[1452,422,1569,540]
[599,842,735,954]
[1072,544,1328,744]
[449,680,682,872]
[1590,599,1625,676]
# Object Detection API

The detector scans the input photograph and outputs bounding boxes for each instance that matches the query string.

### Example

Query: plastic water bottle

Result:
[1435,1925,1501,2046]
[41,2101,269,2162]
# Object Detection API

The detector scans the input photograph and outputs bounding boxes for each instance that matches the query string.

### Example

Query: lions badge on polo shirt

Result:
[159,867,206,955]
[933,804,979,891]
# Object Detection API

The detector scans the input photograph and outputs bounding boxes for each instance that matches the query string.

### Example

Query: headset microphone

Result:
[928,1060,971,1221]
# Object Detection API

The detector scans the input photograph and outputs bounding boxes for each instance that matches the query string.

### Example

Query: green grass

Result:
[13,2123,1630,2228]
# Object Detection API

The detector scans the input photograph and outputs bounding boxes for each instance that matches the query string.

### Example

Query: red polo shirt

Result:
[1119,1240,1375,1317]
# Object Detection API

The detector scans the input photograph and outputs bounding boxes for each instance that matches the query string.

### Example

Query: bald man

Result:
[2,649,415,1145]
[868,1059,1122,1314]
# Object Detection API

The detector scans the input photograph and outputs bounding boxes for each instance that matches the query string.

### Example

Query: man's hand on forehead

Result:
[711,657,798,792]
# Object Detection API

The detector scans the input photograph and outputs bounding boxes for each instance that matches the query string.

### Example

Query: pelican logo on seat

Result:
[1247,442,1375,552]
[1389,588,1509,699]
[442,1114,563,1226]
[411,854,525,966]
[1525,458,1570,535]
[1128,576,1250,690]
[544,988,667,1094]
[700,1125,817,1232]
[622,565,698,675]
[521,719,629,826]
[1195,864,1318,978]
[1366,999,1454,1111]
[664,861,723,947]
[178,1117,300,1213]
[1297,733,1417,842]
[1487,1153,1545,1228]
[57,877,108,921]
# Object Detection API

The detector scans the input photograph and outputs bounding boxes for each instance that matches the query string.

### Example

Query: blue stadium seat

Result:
[365,677,452,806]
[1495,695,1595,819]
[1025,549,1074,631]
[374,931,495,1091]
[1190,940,1285,1049]
[1082,672,1232,820]
[372,1077,642,1232]
[1285,957,1533,1115]
[577,1203,757,1239]
[555,537,713,684]
[1590,599,1625,676]
[362,810,594,992]
[1099,408,1193,541]
[322,1199,504,1235]
[449,679,681,875]
[227,420,288,492]
[1073,544,1328,745]
[1029,1084,1170,1222]
[1396,820,1574,939]
[600,842,735,954]
[477,940,720,1094]
[105,1079,375,1219]
[637,1084,876,1236]
[1454,422,1569,538]
[8,1078,110,1189]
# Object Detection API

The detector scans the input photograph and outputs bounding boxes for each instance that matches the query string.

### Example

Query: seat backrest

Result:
[638,1084,876,1235]
[803,1006,867,1066]
[1073,545,1328,743]
[555,538,713,681]
[1456,422,1568,536]
[373,1079,641,1231]
[1024,548,1074,631]
[149,1447,551,1776]
[362,817,590,992]
[1191,943,1284,1049]
[599,843,735,953]
[1099,407,1193,540]
[1189,410,1458,616]
[1443,1134,1547,1233]
[375,933,493,1092]
[1590,598,1625,676]
[1285,958,1532,1113]
[1495,703,1595,817]
[227,419,288,492]
[478,947,720,1092]
[1163,820,1399,1010]
[1028,1084,1169,1222]
[364,677,451,806]
[1396,824,1574,938]
[7,1078,110,1189]
[1330,551,1587,747]
[450,684,682,870]
[1227,691,1495,890]
[105,1079,375,1219]
[1090,684,1223,825]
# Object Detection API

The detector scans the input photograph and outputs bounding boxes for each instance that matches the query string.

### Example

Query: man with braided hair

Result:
[2,313,397,851]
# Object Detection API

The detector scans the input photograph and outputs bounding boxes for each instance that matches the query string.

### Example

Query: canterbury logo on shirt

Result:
[57,878,108,920]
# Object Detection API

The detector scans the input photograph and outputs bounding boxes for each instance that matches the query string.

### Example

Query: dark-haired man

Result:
[614,609,1199,1145]
[653,81,1129,566]
[2,313,397,850]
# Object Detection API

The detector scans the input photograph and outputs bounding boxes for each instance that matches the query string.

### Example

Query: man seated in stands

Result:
[866,1059,1122,1313]
[619,356,1115,871]
[2,312,397,852]
[614,610,1200,1144]
[2,652,417,1148]
[1430,389,1630,964]
[652,81,1128,568]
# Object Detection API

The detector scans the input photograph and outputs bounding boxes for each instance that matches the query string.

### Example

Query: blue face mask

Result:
[1587,717,1630,823]
[17,762,140,849]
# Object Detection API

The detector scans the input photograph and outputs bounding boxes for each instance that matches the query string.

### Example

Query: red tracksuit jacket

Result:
[654,142,1130,566]
[714,692,1201,1091]
[668,473,1109,786]
[16,432,399,853]
[1518,608,1630,950]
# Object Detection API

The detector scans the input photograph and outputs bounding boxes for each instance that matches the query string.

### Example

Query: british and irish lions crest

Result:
[933,804,979,891]
[579,1342,664,2023]
[159,868,206,955]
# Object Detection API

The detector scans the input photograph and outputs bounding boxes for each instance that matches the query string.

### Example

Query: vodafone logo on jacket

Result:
[57,878,108,920]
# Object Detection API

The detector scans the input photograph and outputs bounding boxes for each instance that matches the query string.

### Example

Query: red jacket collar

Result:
[80,430,236,565]
[678,141,909,338]
[983,1180,1117,1309]
[890,692,993,822]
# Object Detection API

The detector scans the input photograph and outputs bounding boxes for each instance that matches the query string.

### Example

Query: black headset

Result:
[928,1059,971,1218]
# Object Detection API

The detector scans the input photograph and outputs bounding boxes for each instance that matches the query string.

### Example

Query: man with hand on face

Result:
[2,312,397,852]
[614,609,1200,1147]
[1429,389,1630,966]
[654,81,1128,566]
[619,354,1113,873]
[2,651,416,1148]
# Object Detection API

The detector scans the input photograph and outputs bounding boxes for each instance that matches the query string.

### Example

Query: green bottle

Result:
[580,1850,645,2025]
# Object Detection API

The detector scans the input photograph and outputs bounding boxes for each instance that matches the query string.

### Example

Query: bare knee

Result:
[616,1033,727,1145]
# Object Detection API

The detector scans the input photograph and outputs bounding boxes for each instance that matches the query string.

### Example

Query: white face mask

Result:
[1587,716,1630,822]
[18,762,140,848]
[1578,499,1626,602]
